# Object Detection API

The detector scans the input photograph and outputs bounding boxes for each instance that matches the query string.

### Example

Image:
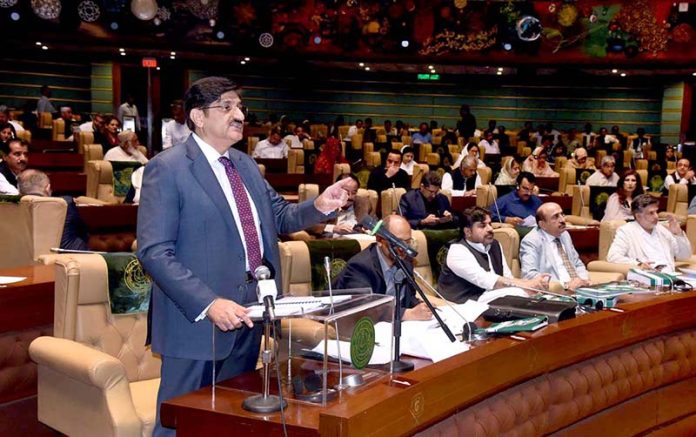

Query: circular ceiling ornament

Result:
[453,0,467,10]
[0,0,18,9]
[259,32,274,48]
[131,0,158,21]
[31,0,61,20]
[516,15,542,41]
[156,6,170,21]
[77,0,101,22]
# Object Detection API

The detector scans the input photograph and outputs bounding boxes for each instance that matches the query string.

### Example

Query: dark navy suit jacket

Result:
[398,189,458,229]
[137,135,327,360]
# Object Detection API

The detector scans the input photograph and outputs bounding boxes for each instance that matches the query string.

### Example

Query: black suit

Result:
[398,189,458,230]
[59,196,89,251]
[367,167,410,196]
[333,244,418,313]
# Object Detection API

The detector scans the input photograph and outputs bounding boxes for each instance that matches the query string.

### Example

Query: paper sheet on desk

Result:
[477,287,529,305]
[520,215,537,227]
[0,276,26,285]
[374,321,472,363]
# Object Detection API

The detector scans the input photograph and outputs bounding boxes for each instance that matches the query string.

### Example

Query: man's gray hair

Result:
[461,155,478,169]
[630,193,659,215]
[17,169,50,196]
[601,155,616,166]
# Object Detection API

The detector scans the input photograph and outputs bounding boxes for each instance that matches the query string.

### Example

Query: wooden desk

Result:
[29,139,75,153]
[0,264,54,403]
[568,226,600,263]
[265,173,334,193]
[77,204,138,252]
[162,293,696,436]
[255,158,288,173]
[450,194,572,214]
[46,171,86,196]
[29,152,83,171]
[535,176,559,192]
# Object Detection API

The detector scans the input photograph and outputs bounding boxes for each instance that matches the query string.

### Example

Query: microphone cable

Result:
[272,326,289,437]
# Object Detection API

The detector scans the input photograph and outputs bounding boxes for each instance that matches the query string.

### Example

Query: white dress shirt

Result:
[104,146,149,164]
[79,121,94,132]
[323,206,357,236]
[283,134,304,149]
[663,172,696,191]
[446,240,513,292]
[252,139,288,159]
[520,228,588,283]
[585,171,619,187]
[0,172,18,195]
[478,138,500,155]
[607,221,692,273]
[162,119,191,149]
[400,160,415,175]
[441,172,481,197]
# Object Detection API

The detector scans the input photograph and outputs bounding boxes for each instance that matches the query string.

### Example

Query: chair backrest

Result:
[477,166,492,185]
[360,188,378,217]
[287,148,305,174]
[411,163,430,189]
[554,156,568,172]
[38,112,53,129]
[380,187,406,216]
[686,215,696,255]
[77,131,95,150]
[558,165,576,195]
[0,196,67,269]
[598,220,626,261]
[476,184,497,208]
[298,183,319,202]
[493,227,521,278]
[666,183,689,216]
[86,160,119,203]
[362,142,374,159]
[367,151,381,168]
[635,159,648,170]
[51,254,160,382]
[333,163,351,182]
[247,136,259,155]
[418,143,432,162]
[401,135,411,146]
[338,125,350,139]
[350,134,363,150]
[16,129,31,143]
[303,139,314,150]
[52,118,66,141]
[82,143,104,171]
[571,185,590,218]
[257,163,266,176]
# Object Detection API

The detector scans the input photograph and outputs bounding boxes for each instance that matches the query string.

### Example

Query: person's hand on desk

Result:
[313,177,353,213]
[440,211,453,222]
[505,216,524,226]
[567,277,591,291]
[207,298,253,331]
[420,214,440,226]
[403,301,434,321]
[463,189,476,197]
[333,223,355,234]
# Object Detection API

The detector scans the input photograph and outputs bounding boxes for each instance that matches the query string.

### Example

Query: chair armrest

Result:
[587,261,633,276]
[30,336,128,389]
[588,271,624,283]
[74,196,110,206]
[565,215,599,226]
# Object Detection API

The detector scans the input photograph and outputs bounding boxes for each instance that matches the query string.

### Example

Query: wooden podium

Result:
[162,292,696,435]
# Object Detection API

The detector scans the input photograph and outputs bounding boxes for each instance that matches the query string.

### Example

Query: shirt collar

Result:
[466,240,491,253]
[192,132,228,165]
[376,244,393,274]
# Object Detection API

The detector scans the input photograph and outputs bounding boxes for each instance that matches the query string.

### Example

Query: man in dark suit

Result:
[332,214,433,321]
[136,77,351,436]
[367,149,410,196]
[16,169,89,251]
[0,138,28,195]
[399,171,458,230]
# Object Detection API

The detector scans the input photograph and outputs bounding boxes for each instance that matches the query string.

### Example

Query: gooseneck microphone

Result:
[254,265,277,320]
[359,216,417,258]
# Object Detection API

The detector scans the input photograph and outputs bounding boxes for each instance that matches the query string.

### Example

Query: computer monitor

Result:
[122,116,136,132]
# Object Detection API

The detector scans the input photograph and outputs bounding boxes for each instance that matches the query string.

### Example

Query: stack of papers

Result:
[247,295,351,318]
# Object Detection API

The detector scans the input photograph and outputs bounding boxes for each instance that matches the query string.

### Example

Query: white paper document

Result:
[477,287,529,305]
[311,339,392,365]
[247,295,352,319]
[0,276,26,285]
[520,215,537,227]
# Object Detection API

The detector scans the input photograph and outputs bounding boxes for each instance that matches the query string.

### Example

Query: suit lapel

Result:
[185,138,237,235]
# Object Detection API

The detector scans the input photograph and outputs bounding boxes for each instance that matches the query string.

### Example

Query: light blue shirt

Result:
[520,227,588,283]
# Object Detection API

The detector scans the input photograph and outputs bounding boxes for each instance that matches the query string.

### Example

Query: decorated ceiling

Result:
[3,0,696,64]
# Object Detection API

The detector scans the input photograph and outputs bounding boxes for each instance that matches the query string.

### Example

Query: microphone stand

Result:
[383,241,456,373]
[242,303,288,413]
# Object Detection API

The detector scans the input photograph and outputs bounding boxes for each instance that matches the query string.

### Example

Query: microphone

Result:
[491,182,503,224]
[254,265,278,320]
[359,216,417,258]
[324,256,335,313]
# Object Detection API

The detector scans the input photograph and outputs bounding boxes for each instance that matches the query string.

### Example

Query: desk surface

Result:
[162,291,696,436]
[0,264,54,333]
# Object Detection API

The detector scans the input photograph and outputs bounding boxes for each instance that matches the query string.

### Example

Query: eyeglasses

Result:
[401,238,416,248]
[422,187,439,196]
[518,185,535,193]
[199,100,248,117]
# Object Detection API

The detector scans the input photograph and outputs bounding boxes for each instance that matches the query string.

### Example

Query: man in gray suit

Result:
[137,77,351,436]
[520,202,590,290]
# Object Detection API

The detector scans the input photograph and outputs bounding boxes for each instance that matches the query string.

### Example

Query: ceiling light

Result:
[359,62,364,67]
[365,66,370,71]
[169,55,175,59]
[41,45,48,50]
[10,12,20,21]
[502,43,512,51]
[170,51,176,56]
[156,67,160,71]
[216,31,225,39]
[496,71,502,75]
[119,48,125,52]
[692,72,696,76]
[313,36,322,44]
[428,65,434,69]
[244,57,250,61]
[620,72,627,77]
[35,41,41,46]
[121,52,126,56]
[498,67,504,71]
[240,60,246,65]
[401,40,409,48]
[611,68,618,73]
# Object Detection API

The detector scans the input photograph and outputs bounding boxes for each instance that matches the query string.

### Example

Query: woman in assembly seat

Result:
[602,169,644,222]
[523,146,559,178]
[100,115,121,155]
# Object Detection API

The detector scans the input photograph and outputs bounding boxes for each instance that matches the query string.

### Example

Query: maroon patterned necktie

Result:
[218,156,262,272]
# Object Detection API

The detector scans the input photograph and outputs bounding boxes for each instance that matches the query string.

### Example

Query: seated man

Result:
[399,171,457,230]
[78,112,106,146]
[520,202,590,290]
[308,173,371,237]
[104,130,149,164]
[252,127,288,159]
[161,100,191,150]
[411,122,432,145]
[585,155,619,186]
[345,119,363,141]
[0,138,29,195]
[438,206,549,303]
[0,105,24,134]
[367,149,410,196]
[333,214,433,320]
[491,171,542,226]
[607,194,691,273]
[283,125,311,149]
[478,129,500,156]
[663,158,696,193]
[60,106,79,142]
[441,155,481,197]
[17,169,89,251]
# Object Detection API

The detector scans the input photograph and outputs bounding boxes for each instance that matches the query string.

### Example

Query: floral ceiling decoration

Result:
[2,0,696,63]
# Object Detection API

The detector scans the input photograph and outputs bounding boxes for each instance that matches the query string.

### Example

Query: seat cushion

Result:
[129,378,159,437]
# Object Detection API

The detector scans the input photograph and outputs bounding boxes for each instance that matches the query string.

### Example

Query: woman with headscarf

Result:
[452,142,485,170]
[523,146,559,177]
[495,156,521,185]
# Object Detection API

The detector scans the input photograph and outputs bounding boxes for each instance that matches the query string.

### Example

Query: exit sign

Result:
[417,73,440,80]
[142,58,158,68]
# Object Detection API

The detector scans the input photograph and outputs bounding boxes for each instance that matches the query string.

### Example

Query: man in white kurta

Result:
[607,194,691,273]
